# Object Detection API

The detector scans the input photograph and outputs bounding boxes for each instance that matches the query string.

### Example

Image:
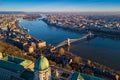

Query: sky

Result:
[0,0,120,12]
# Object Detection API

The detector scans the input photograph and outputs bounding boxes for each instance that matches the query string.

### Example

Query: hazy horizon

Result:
[0,0,120,12]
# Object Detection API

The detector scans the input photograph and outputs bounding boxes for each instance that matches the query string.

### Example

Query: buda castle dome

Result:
[34,56,49,71]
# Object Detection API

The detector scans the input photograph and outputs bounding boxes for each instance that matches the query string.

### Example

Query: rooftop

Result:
[71,72,106,80]
[0,55,33,73]
[21,70,34,80]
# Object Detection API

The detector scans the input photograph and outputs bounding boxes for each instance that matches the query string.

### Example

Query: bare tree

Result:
[58,48,65,56]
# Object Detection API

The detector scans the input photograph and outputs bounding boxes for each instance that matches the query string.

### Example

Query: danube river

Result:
[19,19,120,71]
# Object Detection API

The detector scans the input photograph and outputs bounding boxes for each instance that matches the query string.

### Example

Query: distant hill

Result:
[0,11,26,14]
[0,11,45,14]
[0,11,120,15]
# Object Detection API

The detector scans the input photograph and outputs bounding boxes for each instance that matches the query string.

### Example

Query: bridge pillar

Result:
[67,38,70,46]
[67,46,70,52]
[87,32,91,38]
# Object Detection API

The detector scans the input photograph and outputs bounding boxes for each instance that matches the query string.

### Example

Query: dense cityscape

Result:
[0,0,120,80]
[0,12,119,80]
[43,14,120,35]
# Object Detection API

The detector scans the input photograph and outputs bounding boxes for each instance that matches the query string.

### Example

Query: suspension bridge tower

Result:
[89,31,92,37]
[66,38,70,46]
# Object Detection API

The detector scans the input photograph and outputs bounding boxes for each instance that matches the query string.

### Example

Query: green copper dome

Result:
[34,56,49,71]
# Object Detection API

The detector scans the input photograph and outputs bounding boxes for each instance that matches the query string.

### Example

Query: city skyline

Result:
[0,0,120,12]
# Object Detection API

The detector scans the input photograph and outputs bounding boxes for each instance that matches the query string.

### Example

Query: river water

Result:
[19,19,120,71]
